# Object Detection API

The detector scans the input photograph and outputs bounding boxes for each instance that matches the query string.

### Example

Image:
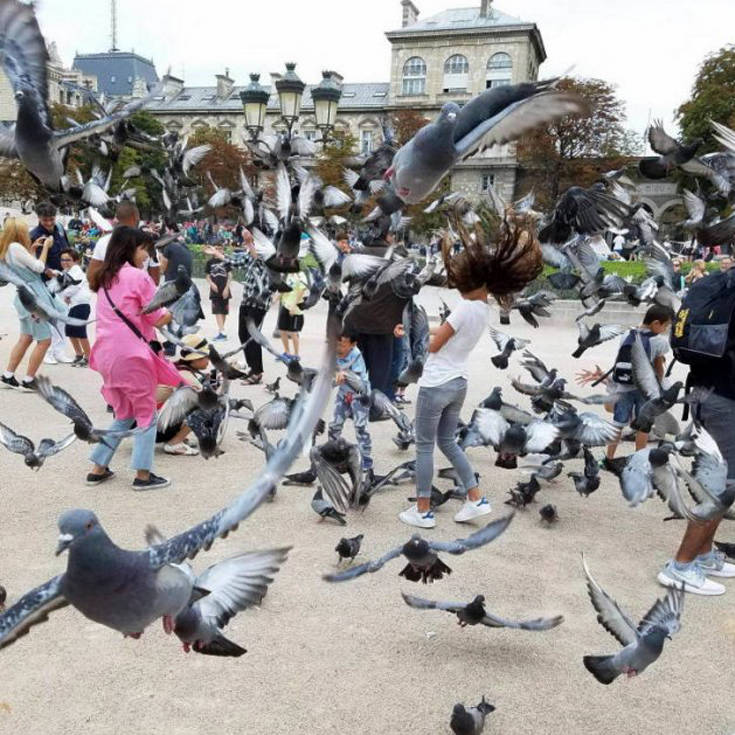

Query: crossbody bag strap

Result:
[102,288,147,342]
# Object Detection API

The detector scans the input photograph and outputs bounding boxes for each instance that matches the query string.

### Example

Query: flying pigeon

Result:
[0,421,76,470]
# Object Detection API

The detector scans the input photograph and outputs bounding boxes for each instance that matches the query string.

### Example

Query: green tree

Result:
[517,77,642,208]
[677,45,735,152]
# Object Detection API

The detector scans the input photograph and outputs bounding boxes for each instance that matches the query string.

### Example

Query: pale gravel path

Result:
[0,282,733,735]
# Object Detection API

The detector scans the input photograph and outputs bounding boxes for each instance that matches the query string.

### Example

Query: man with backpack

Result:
[577,305,673,465]
[657,266,735,595]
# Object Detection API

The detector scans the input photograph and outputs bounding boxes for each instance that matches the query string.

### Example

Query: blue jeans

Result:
[387,335,408,400]
[329,395,373,469]
[415,377,477,498]
[89,416,157,472]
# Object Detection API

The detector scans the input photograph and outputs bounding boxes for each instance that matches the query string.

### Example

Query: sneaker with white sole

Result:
[454,497,492,523]
[399,505,436,529]
[657,560,725,596]
[164,442,199,456]
[132,473,171,491]
[697,550,735,578]
[54,353,75,364]
[43,355,58,365]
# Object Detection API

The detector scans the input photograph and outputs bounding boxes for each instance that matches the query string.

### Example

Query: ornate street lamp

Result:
[311,70,342,139]
[239,73,269,140]
[275,62,305,134]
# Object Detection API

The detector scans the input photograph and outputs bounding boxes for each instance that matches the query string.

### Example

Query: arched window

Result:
[402,57,426,96]
[443,54,469,92]
[486,52,512,89]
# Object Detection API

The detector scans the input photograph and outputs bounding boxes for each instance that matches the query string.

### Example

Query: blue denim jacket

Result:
[336,346,370,400]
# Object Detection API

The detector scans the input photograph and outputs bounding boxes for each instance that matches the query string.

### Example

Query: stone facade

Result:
[147,2,546,200]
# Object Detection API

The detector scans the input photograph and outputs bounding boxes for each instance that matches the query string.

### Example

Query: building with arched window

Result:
[402,57,427,96]
[443,54,469,92]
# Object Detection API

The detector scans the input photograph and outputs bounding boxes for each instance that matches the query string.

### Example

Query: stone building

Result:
[0,42,97,124]
[147,0,546,202]
[72,51,159,100]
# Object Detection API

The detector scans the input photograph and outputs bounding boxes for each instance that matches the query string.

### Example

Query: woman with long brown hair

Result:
[1,217,58,390]
[399,209,543,529]
[86,226,181,490]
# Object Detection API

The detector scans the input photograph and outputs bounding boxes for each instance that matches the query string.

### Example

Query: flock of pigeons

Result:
[1,0,735,730]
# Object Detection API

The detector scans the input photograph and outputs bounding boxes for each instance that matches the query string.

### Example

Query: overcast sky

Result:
[36,0,735,143]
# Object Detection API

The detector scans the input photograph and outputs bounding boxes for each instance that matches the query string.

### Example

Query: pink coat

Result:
[89,263,182,426]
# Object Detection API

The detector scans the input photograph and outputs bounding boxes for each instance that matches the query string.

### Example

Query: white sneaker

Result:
[43,355,58,365]
[454,497,492,523]
[657,561,725,596]
[399,505,436,529]
[164,443,199,456]
[698,550,735,578]
[54,353,74,364]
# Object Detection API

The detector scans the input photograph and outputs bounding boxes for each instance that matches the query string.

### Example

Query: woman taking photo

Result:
[87,226,181,490]
[1,218,58,391]
[399,213,542,529]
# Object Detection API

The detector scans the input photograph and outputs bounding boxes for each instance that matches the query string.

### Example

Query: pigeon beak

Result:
[55,533,74,556]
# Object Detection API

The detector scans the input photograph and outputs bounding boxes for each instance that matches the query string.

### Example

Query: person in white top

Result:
[399,216,544,529]
[87,201,160,286]
[57,248,92,366]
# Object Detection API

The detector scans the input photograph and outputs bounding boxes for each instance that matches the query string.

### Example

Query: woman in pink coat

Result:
[87,227,181,490]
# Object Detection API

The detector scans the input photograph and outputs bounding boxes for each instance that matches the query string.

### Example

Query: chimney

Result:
[401,0,419,27]
[161,72,184,100]
[216,68,234,100]
[480,0,493,17]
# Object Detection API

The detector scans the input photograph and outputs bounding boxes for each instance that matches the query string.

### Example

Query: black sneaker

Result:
[21,378,37,392]
[133,473,171,491]
[86,468,115,486]
[71,355,84,367]
[1,374,19,389]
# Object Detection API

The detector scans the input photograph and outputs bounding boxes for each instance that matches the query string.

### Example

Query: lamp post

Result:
[311,70,342,142]
[239,73,269,141]
[274,62,305,136]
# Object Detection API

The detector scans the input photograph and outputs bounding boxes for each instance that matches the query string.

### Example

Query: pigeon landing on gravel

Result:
[450,696,495,735]
[144,526,289,657]
[402,592,563,631]
[322,515,513,584]
[335,534,363,563]
[0,421,76,469]
[582,554,683,684]
[311,489,346,525]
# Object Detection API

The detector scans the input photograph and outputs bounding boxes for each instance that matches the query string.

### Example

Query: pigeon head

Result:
[648,447,671,468]
[643,625,670,652]
[402,536,430,561]
[56,509,104,556]
[471,594,486,605]
[439,102,461,127]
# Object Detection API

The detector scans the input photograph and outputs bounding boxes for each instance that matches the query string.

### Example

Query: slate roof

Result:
[150,82,391,113]
[72,52,159,97]
[387,6,531,34]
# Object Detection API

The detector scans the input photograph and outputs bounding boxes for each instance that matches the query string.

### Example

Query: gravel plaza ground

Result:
[0,281,734,735]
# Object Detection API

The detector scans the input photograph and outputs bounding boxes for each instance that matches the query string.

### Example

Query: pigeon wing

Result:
[250,227,277,261]
[37,433,76,459]
[322,545,404,582]
[158,386,200,432]
[474,409,509,447]
[647,121,679,156]
[35,376,92,429]
[312,447,352,514]
[146,326,337,569]
[598,324,625,342]
[620,449,655,506]
[429,514,514,554]
[274,163,291,223]
[400,592,465,614]
[572,413,619,445]
[480,611,564,631]
[0,575,69,651]
[631,332,661,400]
[194,547,291,629]
[454,91,585,160]
[582,554,638,647]
[488,327,511,351]
[524,421,560,453]
[0,421,34,457]
[638,585,684,637]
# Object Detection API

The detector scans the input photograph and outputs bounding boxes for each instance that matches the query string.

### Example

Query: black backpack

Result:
[612,329,652,385]
[670,270,735,366]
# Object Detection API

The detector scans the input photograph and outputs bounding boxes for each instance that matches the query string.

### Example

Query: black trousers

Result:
[357,333,394,396]
[239,303,268,374]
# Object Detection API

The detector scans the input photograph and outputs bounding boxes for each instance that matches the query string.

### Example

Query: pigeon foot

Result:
[124,632,142,640]
[163,615,174,635]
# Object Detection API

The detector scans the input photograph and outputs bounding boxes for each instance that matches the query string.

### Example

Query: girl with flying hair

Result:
[399,209,543,529]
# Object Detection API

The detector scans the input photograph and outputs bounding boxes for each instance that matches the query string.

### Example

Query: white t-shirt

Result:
[419,299,491,388]
[61,264,91,307]
[92,233,158,270]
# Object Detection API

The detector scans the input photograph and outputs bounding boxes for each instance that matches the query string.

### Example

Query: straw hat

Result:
[179,334,209,361]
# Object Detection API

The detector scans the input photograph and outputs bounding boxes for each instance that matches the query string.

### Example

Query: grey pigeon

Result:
[582,554,683,684]
[0,331,336,651]
[311,488,346,525]
[142,265,192,314]
[450,696,495,735]
[0,421,76,469]
[539,504,559,523]
[311,438,364,512]
[568,447,601,497]
[572,322,625,358]
[402,592,563,630]
[35,376,135,444]
[385,80,584,206]
[488,326,530,369]
[0,0,162,193]
[145,525,289,656]
[322,515,513,584]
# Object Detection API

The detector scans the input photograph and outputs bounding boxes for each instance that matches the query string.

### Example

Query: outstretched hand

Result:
[575,365,604,386]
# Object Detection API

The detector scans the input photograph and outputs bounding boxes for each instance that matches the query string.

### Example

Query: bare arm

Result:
[86,258,102,283]
[653,354,666,380]
[429,321,455,353]
[154,311,173,328]
[148,262,161,286]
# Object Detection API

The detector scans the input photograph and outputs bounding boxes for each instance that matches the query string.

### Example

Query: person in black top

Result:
[31,201,69,276]
[205,246,232,341]
[159,238,193,281]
